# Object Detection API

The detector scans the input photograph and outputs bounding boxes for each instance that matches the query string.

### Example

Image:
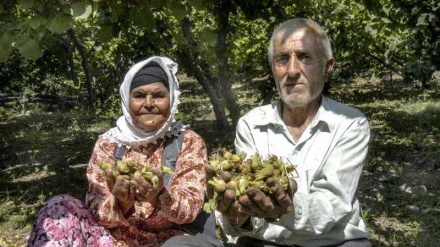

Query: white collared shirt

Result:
[218,96,370,247]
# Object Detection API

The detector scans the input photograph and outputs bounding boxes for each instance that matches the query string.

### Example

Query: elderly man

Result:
[216,18,371,247]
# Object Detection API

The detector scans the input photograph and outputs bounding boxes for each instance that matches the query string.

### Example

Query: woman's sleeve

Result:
[154,130,207,224]
[85,138,130,228]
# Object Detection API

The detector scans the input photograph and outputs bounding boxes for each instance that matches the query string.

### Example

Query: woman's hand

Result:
[131,168,164,206]
[106,169,136,215]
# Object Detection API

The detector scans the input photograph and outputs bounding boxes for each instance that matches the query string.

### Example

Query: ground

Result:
[0,79,439,246]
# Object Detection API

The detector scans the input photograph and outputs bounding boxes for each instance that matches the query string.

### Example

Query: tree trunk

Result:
[177,50,229,129]
[60,37,80,92]
[178,17,230,130]
[216,0,241,127]
[67,29,95,107]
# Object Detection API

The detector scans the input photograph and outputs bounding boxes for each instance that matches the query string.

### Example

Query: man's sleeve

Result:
[277,117,370,235]
[234,117,257,157]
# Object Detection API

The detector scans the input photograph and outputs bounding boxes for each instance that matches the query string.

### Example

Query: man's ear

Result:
[324,57,335,81]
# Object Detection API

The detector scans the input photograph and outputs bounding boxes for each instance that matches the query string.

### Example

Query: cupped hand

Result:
[131,168,164,205]
[216,176,297,226]
[106,169,135,204]
[241,177,295,219]
[205,163,216,199]
[105,169,136,215]
[217,186,251,228]
[206,168,232,199]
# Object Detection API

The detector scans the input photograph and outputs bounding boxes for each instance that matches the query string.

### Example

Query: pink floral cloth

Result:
[28,130,207,247]
[27,194,113,246]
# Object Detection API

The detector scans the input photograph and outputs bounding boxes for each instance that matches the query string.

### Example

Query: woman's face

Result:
[129,82,170,132]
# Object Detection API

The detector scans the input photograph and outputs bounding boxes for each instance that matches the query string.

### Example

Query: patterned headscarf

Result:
[101,56,185,147]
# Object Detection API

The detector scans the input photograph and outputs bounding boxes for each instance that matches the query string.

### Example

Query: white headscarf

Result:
[101,56,185,147]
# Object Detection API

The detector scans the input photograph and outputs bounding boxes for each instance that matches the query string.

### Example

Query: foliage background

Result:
[1,0,439,127]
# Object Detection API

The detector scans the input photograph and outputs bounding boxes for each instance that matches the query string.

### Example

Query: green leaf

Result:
[189,0,205,11]
[0,4,4,14]
[48,14,72,34]
[382,5,391,16]
[0,40,13,62]
[96,27,113,43]
[417,14,427,26]
[168,2,186,21]
[129,7,154,32]
[17,0,34,9]
[109,4,125,23]
[72,2,93,20]
[200,27,217,47]
[16,39,43,60]
[28,16,44,30]
[0,31,15,62]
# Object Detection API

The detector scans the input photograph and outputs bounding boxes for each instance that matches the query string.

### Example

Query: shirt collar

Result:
[254,96,335,132]
[311,96,335,132]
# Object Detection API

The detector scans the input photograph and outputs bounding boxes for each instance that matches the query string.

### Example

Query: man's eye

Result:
[274,55,289,65]
[298,53,314,64]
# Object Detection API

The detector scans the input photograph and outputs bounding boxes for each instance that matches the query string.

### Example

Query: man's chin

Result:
[281,93,307,105]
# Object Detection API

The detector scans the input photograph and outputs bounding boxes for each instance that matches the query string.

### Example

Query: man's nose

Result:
[287,56,301,77]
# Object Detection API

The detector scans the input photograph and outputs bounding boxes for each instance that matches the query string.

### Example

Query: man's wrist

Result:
[227,214,251,229]
[240,216,253,230]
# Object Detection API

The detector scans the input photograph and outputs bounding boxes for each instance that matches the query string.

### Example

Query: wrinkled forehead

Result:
[274,28,323,54]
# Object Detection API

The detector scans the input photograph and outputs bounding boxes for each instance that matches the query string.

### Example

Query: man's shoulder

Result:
[322,97,370,134]
[241,102,277,120]
[323,96,366,120]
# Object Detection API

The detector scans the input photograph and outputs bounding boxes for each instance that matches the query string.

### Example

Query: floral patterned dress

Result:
[28,129,207,247]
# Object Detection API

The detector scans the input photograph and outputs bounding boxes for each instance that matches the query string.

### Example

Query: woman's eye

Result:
[153,93,165,99]
[131,92,144,99]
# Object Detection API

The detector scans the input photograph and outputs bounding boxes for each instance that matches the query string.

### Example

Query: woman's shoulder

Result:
[182,128,206,146]
[94,136,119,153]
[183,128,201,138]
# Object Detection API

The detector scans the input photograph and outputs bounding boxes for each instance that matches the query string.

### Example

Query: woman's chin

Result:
[136,121,166,132]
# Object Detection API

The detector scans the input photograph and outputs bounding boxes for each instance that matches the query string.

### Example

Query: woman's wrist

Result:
[118,200,135,216]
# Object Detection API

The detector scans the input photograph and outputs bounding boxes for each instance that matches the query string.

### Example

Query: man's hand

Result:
[217,186,252,228]
[205,163,216,199]
[216,176,297,227]
[241,177,295,219]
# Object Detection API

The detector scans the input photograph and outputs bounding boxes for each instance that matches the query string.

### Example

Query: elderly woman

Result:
[28,56,212,246]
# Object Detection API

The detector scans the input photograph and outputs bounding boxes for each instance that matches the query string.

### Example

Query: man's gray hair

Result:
[268,18,333,67]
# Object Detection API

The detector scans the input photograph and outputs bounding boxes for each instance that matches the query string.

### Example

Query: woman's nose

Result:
[144,95,154,108]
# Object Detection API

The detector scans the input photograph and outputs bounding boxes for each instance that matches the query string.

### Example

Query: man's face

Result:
[271,28,333,108]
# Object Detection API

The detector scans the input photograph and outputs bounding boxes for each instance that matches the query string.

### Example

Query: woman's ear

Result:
[324,57,335,82]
